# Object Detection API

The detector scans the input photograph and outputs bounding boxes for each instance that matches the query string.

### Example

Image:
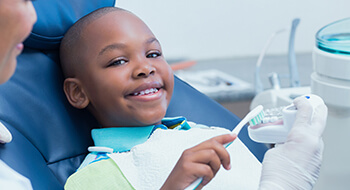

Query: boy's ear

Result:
[63,78,89,109]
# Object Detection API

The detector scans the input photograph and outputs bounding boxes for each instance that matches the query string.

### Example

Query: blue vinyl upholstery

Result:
[0,1,267,189]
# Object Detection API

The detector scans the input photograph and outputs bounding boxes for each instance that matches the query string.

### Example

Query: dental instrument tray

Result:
[175,69,253,101]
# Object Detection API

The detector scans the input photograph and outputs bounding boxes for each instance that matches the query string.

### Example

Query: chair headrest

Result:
[24,0,116,50]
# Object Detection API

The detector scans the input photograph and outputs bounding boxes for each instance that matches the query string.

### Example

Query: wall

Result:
[117,0,349,60]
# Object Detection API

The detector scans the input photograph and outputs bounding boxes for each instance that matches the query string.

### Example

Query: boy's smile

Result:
[67,10,174,127]
[127,81,163,101]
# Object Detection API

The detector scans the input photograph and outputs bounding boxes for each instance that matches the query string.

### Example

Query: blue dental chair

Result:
[0,1,267,189]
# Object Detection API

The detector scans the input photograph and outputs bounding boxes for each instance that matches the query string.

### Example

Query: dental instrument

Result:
[268,72,281,90]
[254,18,300,94]
[185,105,265,190]
[288,18,300,87]
[254,28,287,94]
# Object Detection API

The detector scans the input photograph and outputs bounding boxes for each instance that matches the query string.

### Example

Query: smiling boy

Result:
[61,9,173,127]
[60,6,327,190]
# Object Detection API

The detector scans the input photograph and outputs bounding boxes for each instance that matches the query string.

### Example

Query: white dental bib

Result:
[107,127,261,189]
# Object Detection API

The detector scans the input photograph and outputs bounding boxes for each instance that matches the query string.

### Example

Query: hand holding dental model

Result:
[184,94,327,190]
[259,94,327,189]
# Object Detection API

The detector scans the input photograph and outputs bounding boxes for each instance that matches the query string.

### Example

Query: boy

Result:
[60,7,327,190]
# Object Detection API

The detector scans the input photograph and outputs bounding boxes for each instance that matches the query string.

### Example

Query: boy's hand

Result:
[160,133,237,190]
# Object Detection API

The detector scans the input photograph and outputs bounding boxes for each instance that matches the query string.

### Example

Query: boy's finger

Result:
[189,149,222,175]
[190,133,237,152]
[189,163,215,186]
[211,134,235,170]
[192,134,235,170]
[213,133,237,145]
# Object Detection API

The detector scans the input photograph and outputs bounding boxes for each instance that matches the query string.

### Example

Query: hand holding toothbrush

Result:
[259,94,328,189]
[160,133,236,190]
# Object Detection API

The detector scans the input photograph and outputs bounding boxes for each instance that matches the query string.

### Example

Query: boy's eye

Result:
[146,52,161,58]
[107,59,127,67]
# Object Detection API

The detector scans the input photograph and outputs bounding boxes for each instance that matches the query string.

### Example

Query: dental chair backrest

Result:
[0,1,267,189]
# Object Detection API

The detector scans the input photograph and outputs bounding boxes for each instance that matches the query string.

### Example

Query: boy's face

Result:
[75,11,174,127]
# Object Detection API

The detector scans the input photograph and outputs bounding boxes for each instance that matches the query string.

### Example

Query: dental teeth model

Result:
[247,94,324,144]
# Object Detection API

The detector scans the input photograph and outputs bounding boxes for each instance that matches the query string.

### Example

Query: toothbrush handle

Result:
[185,177,202,190]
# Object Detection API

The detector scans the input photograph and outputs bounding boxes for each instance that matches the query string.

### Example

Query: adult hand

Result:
[161,133,236,190]
[259,95,328,189]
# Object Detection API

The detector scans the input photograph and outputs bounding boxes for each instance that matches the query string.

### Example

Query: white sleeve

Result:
[0,122,12,143]
[0,160,33,190]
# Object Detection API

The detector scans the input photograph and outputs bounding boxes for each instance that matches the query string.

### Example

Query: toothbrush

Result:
[184,105,265,190]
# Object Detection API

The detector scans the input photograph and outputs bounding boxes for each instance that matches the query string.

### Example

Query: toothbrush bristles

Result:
[249,111,265,126]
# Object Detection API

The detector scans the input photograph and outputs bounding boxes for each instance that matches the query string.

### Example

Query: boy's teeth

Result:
[133,88,158,96]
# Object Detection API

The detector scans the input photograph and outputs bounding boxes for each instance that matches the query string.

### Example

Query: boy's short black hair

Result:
[60,7,127,78]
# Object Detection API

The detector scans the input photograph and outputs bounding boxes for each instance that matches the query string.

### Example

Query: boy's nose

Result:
[132,62,156,78]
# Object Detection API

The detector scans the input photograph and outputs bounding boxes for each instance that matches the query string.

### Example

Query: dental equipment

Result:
[288,18,300,87]
[312,17,350,109]
[255,18,300,94]
[310,17,350,188]
[248,94,324,143]
[268,72,281,90]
